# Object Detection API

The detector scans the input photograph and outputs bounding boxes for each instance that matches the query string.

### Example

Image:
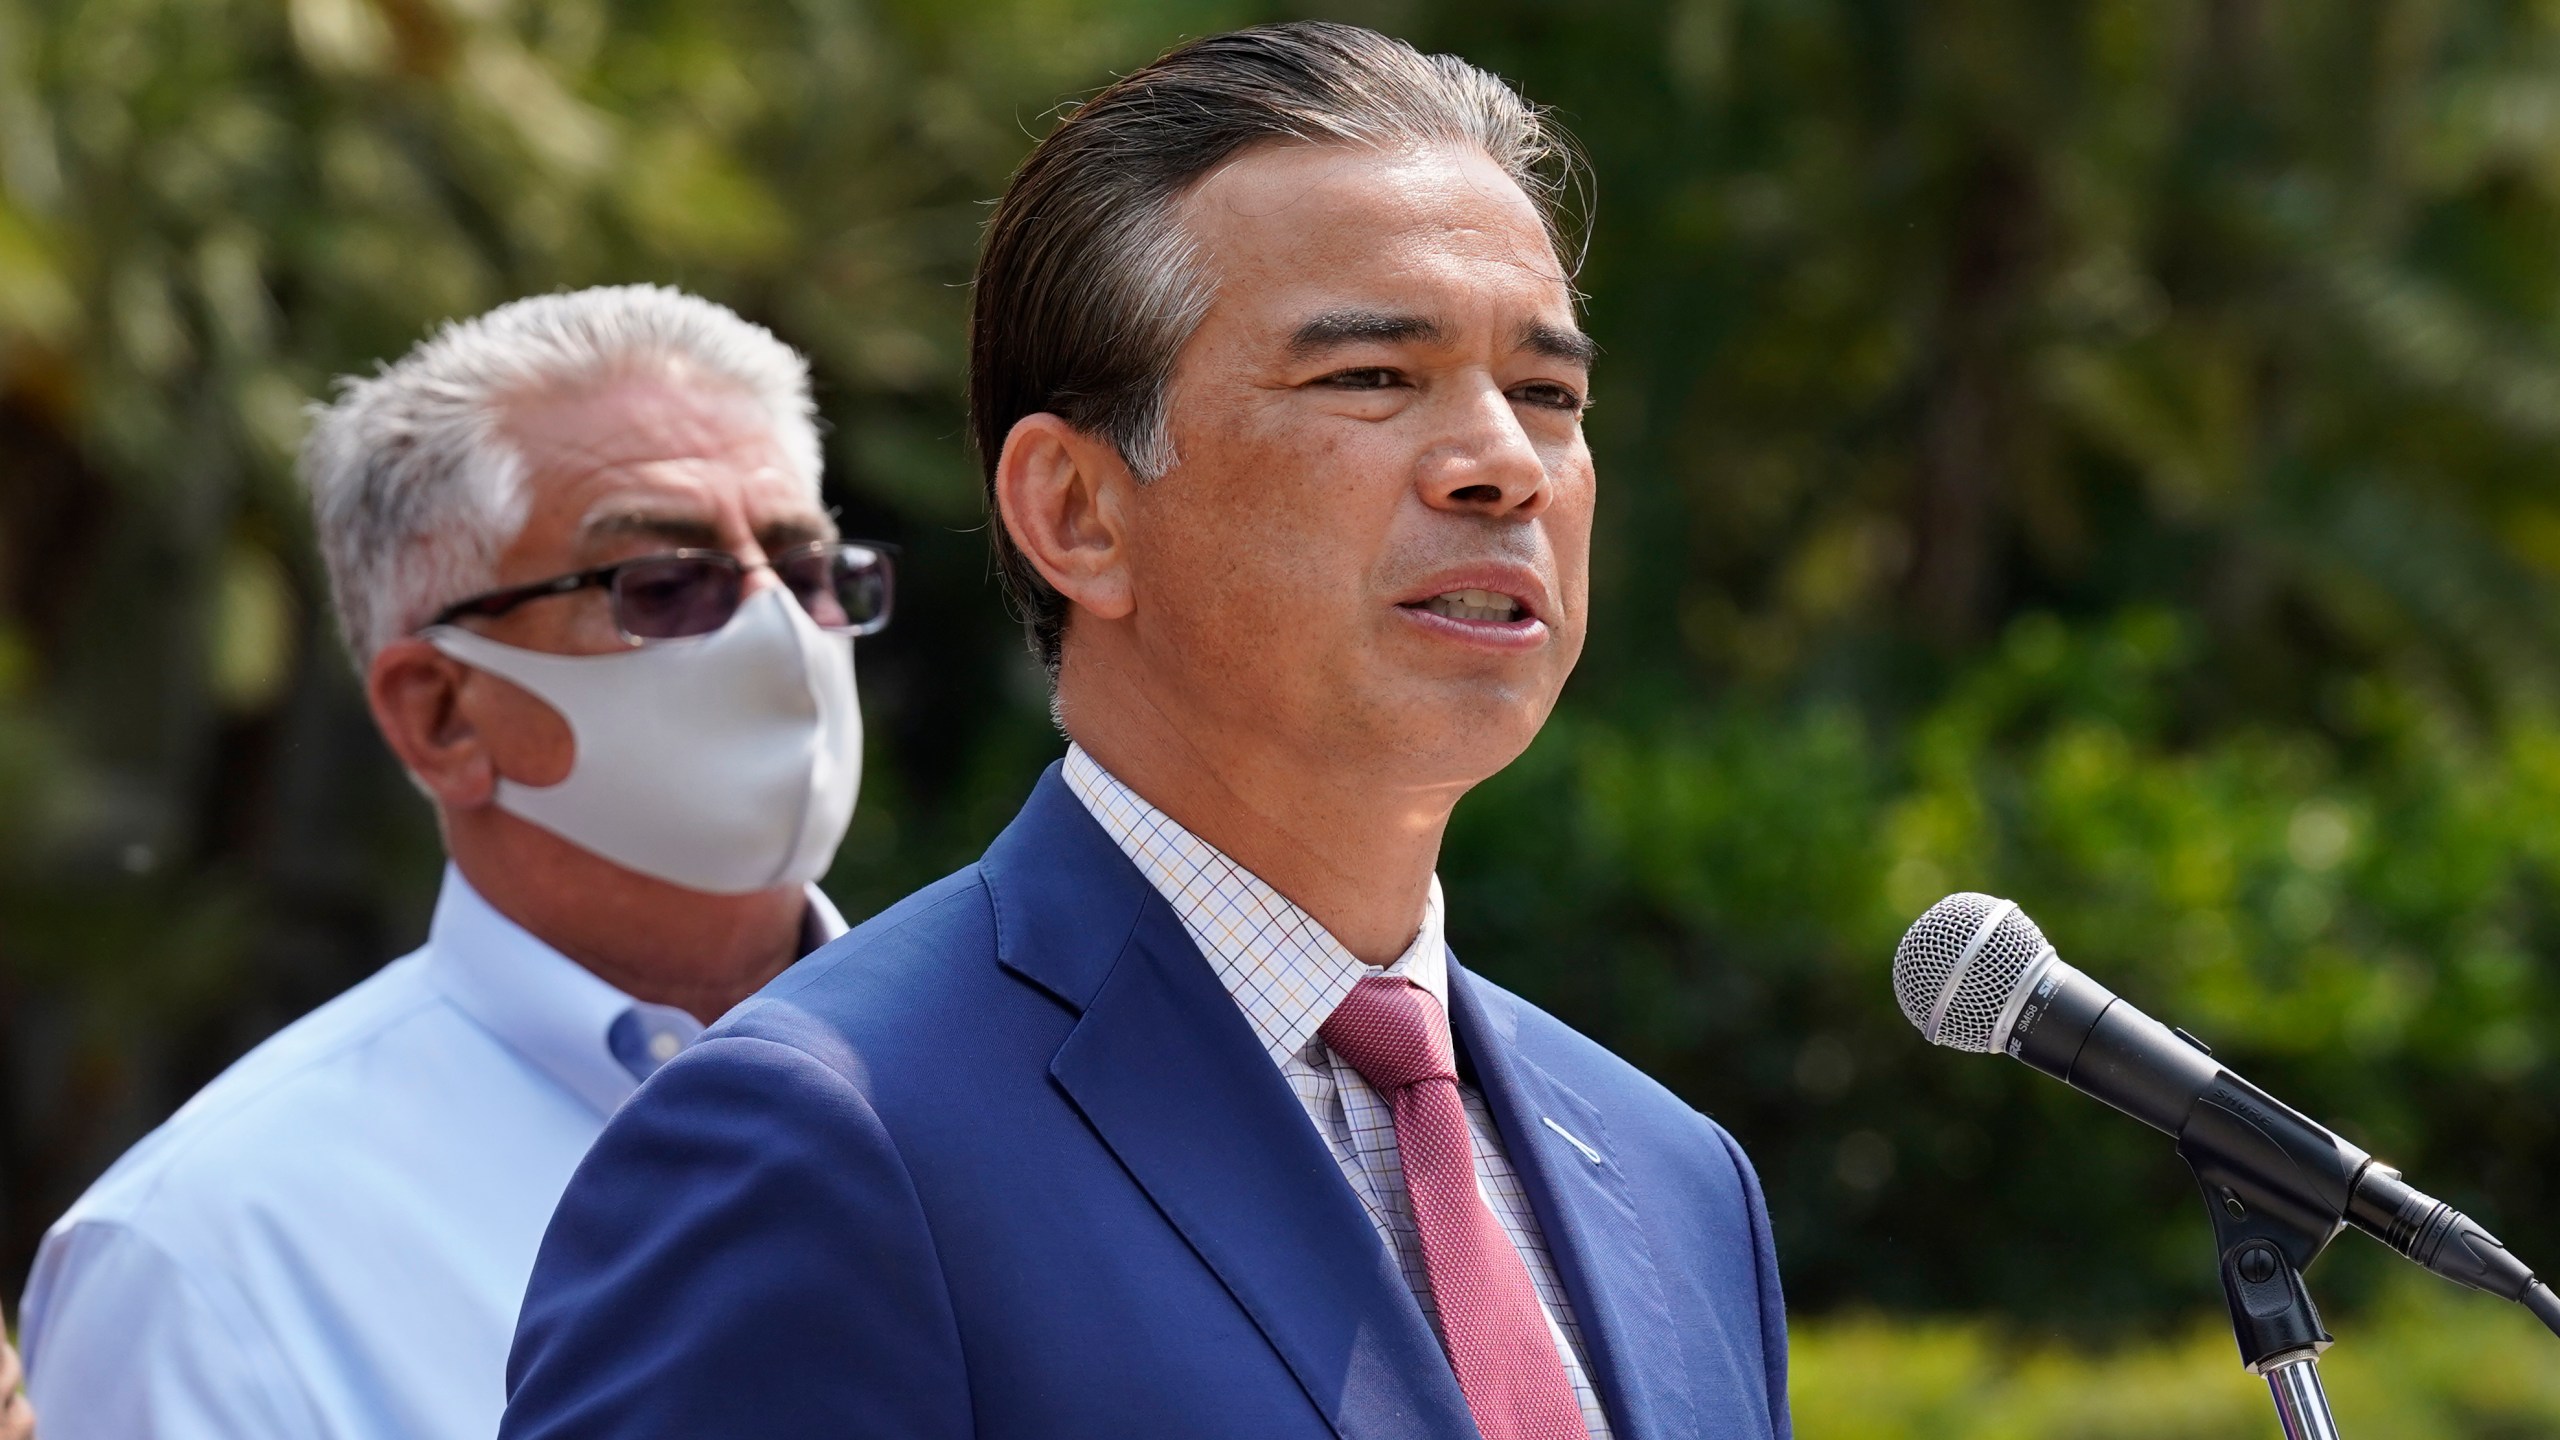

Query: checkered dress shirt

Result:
[1064,746,1614,1439]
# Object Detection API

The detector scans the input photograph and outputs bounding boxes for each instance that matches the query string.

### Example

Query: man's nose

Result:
[1418,379,1551,517]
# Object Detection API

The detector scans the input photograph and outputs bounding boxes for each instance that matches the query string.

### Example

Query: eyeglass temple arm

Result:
[425,570,600,628]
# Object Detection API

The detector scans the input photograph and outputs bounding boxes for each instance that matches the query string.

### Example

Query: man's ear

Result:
[993,412,1139,624]
[367,638,500,810]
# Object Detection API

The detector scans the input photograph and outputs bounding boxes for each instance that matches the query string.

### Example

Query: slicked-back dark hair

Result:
[969,20,1585,670]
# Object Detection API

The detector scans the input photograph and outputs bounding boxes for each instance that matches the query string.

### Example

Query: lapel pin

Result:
[1541,1115,1604,1165]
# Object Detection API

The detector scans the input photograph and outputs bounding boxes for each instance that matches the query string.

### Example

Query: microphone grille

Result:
[1892,892,2054,1053]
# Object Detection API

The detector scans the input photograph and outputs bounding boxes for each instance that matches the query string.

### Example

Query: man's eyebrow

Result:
[1519,320,1599,367]
[757,514,839,549]
[1287,309,1451,358]
[580,509,840,556]
[582,511,724,551]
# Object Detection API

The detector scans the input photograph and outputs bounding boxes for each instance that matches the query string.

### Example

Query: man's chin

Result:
[1348,681,1558,786]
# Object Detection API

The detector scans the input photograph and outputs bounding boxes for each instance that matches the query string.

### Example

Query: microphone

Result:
[1894,891,2560,1338]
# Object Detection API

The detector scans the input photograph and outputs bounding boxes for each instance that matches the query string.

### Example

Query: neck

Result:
[447,814,807,1024]
[1059,654,1461,966]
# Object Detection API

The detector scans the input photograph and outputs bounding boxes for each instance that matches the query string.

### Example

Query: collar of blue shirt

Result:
[420,864,851,1116]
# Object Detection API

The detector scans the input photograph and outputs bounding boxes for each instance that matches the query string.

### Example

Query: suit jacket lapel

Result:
[1449,959,1696,1440]
[985,767,1476,1440]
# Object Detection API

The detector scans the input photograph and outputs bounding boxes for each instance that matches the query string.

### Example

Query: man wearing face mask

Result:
[16,285,888,1440]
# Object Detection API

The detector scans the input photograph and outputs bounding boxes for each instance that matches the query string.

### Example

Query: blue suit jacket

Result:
[502,766,1791,1439]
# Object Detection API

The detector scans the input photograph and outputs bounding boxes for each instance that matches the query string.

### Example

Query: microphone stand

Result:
[2262,1347,2341,1440]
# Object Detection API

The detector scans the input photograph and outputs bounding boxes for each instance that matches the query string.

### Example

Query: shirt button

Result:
[647,1031,683,1064]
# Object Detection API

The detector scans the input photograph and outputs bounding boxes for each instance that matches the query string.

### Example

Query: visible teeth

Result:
[1421,588,1521,622]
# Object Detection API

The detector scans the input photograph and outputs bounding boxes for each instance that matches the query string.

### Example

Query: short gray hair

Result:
[969,22,1586,672]
[301,284,821,665]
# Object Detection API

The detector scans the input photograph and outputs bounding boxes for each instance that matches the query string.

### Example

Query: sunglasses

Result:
[426,540,897,644]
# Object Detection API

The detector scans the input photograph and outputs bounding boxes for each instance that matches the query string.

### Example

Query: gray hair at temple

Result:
[300,284,821,665]
[968,20,1588,672]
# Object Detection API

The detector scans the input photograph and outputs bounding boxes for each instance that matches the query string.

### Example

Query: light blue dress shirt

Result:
[17,865,847,1440]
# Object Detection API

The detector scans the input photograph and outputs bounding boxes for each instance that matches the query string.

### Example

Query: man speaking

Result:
[503,23,1789,1440]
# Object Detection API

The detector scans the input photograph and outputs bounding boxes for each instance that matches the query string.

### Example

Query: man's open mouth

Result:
[1407,588,1524,623]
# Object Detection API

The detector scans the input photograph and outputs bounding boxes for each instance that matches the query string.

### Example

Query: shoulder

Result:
[508,1022,972,1438]
[708,865,1007,1073]
[46,952,539,1260]
[590,858,1091,1189]
[22,957,468,1429]
[20,1213,323,1440]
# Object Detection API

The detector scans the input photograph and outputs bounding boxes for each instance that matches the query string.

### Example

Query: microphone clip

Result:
[2189,1168,2335,1374]
[2183,1141,2348,1436]
[2174,1073,2357,1371]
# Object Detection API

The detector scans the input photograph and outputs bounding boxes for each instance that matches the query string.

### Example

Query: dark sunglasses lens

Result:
[779,545,893,635]
[612,556,741,639]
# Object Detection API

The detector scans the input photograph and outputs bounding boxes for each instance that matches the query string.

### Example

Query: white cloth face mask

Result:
[421,585,861,895]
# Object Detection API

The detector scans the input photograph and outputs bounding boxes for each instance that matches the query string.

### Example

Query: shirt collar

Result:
[421,865,850,1115]
[805,886,852,949]
[1060,744,1447,1069]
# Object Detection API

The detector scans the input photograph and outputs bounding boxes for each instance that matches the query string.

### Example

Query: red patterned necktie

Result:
[1319,975,1590,1440]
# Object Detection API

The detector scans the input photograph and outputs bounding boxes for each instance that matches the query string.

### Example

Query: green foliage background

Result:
[10,0,2560,1427]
